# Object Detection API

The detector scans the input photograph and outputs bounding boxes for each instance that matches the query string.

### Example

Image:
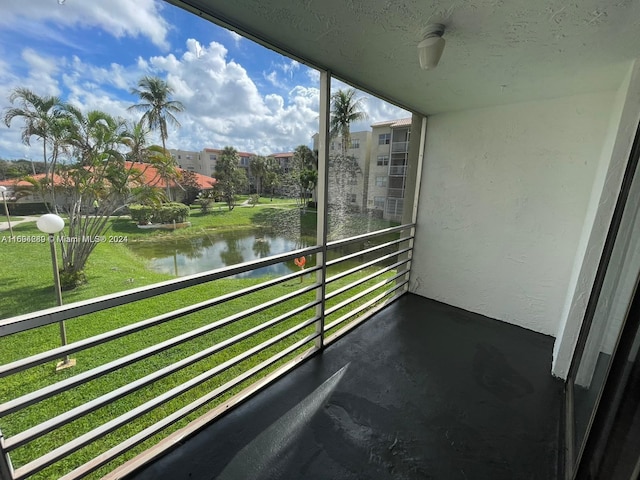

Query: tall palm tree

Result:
[124,119,150,164]
[147,145,181,201]
[329,88,367,156]
[249,155,267,196]
[3,88,65,175]
[128,76,184,154]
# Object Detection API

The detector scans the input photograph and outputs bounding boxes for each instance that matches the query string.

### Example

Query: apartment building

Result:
[313,118,411,220]
[368,118,412,221]
[169,148,254,177]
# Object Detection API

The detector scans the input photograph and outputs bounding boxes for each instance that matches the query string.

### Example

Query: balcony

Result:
[123,294,562,480]
[0,225,416,480]
[391,142,409,153]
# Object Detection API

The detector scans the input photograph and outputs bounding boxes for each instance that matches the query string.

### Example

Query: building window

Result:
[350,139,360,149]
[346,193,356,203]
[186,155,192,160]
[378,133,391,145]
[186,166,195,171]
[375,176,387,187]
[330,142,336,150]
[374,196,385,209]
[209,154,217,161]
[377,155,389,166]
[240,157,249,166]
[178,155,181,159]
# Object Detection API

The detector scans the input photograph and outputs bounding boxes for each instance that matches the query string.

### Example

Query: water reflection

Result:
[127,228,314,278]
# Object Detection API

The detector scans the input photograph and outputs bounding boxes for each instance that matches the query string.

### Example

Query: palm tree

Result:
[125,119,151,164]
[249,155,267,196]
[147,145,181,201]
[329,88,367,156]
[3,88,65,175]
[128,76,184,154]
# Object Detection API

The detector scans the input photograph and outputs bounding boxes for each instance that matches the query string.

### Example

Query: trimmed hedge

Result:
[129,203,190,225]
[6,202,50,216]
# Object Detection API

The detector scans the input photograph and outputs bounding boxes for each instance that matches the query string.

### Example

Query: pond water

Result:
[127,228,315,278]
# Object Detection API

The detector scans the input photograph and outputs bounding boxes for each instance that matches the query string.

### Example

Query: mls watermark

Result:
[1,235,128,244]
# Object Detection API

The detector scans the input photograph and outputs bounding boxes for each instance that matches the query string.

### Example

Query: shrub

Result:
[59,268,87,290]
[129,204,154,225]
[129,203,190,224]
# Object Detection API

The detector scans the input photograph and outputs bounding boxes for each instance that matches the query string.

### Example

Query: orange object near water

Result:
[294,256,306,268]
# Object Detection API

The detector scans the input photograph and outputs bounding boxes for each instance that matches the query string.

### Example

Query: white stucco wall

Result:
[552,61,640,378]
[410,91,617,336]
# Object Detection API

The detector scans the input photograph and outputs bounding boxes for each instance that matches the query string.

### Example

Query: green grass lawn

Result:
[0,208,403,479]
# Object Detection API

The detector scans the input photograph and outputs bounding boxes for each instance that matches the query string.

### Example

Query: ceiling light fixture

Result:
[418,24,446,70]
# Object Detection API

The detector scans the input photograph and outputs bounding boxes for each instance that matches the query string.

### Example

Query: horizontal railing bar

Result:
[325,281,408,333]
[325,236,412,268]
[326,223,413,250]
[326,247,411,285]
[325,292,406,347]
[57,338,319,480]
[0,246,323,337]
[5,303,320,450]
[325,259,409,301]
[324,271,407,317]
[0,273,319,380]
[0,284,319,415]
[14,319,320,479]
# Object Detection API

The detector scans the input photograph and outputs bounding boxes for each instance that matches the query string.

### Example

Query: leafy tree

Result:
[329,89,367,212]
[214,146,248,211]
[0,159,46,179]
[4,88,158,289]
[263,156,283,200]
[329,88,367,156]
[125,119,151,164]
[289,145,317,208]
[3,88,66,176]
[47,110,145,288]
[146,145,181,201]
[249,155,267,196]
[180,170,202,205]
[128,76,184,154]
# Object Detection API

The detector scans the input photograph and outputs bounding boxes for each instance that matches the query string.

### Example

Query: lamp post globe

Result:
[36,213,75,369]
[0,186,13,237]
[37,213,65,234]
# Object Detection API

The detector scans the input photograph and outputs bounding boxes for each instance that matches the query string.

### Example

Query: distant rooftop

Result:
[370,117,412,128]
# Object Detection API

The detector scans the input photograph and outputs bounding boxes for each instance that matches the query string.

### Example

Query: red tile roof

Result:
[0,163,216,190]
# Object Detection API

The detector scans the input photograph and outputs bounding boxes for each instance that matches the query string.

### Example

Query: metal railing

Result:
[391,141,409,153]
[0,223,415,480]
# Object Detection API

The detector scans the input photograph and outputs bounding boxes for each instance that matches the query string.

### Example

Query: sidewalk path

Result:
[0,215,39,231]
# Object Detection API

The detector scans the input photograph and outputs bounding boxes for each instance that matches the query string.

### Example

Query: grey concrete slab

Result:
[126,294,562,480]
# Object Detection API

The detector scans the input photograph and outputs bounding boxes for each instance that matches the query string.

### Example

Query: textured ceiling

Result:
[169,0,640,115]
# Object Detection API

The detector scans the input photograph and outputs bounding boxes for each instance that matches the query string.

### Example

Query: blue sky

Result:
[0,0,407,160]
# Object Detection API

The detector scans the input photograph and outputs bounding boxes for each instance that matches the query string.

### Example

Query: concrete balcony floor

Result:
[126,294,562,480]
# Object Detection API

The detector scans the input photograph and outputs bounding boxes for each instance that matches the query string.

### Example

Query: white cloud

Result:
[0,31,408,162]
[227,31,243,47]
[0,0,170,49]
[0,38,322,159]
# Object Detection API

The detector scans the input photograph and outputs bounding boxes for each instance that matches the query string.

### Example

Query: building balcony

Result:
[391,142,409,153]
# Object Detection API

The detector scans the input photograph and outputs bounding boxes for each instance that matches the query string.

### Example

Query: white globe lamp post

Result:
[0,186,13,238]
[37,214,75,369]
